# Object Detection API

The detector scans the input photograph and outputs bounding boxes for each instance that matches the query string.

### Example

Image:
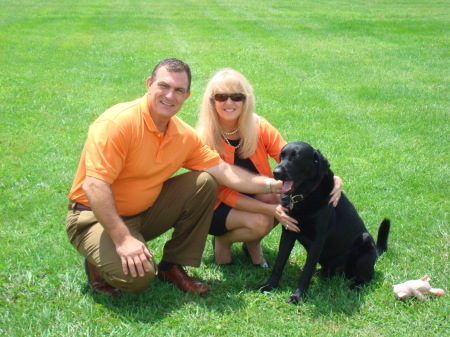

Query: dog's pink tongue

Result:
[282,181,294,192]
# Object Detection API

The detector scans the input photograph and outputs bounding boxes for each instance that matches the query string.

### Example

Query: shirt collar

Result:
[141,94,179,136]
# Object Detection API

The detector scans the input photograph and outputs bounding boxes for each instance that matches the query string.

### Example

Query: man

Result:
[66,58,285,297]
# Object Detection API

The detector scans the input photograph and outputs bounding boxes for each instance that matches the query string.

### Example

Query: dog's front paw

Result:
[258,282,276,293]
[286,289,304,305]
[349,281,366,291]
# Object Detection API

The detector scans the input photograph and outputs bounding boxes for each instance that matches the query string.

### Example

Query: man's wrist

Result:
[266,178,273,193]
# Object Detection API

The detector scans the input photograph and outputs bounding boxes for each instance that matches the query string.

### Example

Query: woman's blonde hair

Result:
[196,68,258,158]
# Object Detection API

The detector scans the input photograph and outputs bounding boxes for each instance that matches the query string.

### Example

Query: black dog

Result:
[260,142,390,304]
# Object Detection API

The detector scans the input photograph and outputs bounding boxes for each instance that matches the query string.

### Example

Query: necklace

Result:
[221,128,240,136]
[222,135,242,149]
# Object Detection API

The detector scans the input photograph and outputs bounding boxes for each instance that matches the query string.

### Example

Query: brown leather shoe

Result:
[158,264,210,295]
[84,259,121,298]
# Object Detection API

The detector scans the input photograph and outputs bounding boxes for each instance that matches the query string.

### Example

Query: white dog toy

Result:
[393,275,445,301]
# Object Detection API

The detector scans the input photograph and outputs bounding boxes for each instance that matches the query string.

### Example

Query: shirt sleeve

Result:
[183,134,223,171]
[216,185,242,208]
[260,118,287,163]
[84,119,128,184]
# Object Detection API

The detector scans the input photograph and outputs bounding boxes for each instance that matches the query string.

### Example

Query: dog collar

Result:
[281,194,304,210]
[283,176,325,209]
[289,194,304,210]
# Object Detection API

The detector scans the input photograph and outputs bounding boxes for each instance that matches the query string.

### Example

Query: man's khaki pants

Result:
[66,171,218,293]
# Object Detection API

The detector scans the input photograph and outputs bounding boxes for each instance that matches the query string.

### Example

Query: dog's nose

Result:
[273,166,284,180]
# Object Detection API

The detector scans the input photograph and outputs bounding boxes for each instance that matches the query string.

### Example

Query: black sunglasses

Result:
[213,93,246,102]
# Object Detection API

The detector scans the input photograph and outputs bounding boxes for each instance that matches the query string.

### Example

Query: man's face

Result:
[146,66,191,124]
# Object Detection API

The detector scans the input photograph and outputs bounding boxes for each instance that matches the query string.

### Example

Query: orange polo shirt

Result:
[68,94,222,216]
[215,116,286,209]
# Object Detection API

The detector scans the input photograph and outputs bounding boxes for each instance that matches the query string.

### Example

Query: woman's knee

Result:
[255,193,280,204]
[249,214,274,237]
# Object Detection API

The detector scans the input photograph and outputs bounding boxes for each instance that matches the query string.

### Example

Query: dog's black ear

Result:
[314,150,330,176]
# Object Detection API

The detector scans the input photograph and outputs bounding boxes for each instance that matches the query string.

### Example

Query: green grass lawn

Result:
[1,0,448,336]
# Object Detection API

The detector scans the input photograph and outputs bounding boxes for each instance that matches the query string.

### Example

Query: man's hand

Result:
[270,179,292,194]
[83,176,153,278]
[116,236,153,277]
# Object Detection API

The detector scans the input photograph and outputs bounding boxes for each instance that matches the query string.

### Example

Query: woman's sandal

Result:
[242,243,269,268]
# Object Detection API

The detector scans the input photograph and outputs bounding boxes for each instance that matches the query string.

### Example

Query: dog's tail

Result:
[376,218,390,255]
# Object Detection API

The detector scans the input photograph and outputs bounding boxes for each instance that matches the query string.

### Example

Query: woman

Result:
[196,68,342,266]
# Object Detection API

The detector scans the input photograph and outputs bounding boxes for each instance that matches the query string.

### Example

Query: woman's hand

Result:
[329,175,343,207]
[274,204,300,233]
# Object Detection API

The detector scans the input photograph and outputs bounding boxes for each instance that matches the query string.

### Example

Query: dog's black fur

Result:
[259,142,390,304]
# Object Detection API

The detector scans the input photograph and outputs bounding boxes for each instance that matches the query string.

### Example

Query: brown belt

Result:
[68,202,92,211]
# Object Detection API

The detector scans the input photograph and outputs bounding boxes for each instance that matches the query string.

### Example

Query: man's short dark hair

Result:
[151,58,192,91]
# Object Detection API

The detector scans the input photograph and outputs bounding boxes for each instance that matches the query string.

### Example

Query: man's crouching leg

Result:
[97,255,158,295]
[67,210,159,297]
[88,221,159,295]
[140,171,219,295]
